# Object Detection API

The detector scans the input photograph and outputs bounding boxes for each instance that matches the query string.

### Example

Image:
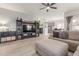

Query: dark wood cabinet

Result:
[16,18,40,39]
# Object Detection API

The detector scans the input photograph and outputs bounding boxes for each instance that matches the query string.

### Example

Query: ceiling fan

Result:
[40,3,57,12]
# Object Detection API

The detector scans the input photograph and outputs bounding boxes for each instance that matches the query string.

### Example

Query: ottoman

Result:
[36,39,69,56]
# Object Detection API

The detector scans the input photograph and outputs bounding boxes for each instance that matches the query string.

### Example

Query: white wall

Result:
[65,9,79,17]
[0,8,33,31]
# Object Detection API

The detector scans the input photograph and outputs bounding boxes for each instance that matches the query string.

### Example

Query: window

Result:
[54,22,64,30]
[71,16,79,31]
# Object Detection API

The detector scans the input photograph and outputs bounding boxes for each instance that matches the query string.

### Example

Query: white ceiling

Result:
[0,3,79,22]
[0,3,79,14]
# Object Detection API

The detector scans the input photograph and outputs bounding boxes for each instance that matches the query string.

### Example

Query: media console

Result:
[0,31,16,43]
[16,18,40,39]
[0,18,40,43]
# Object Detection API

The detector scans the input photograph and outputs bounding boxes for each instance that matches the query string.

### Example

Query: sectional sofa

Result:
[49,31,79,55]
[35,31,79,56]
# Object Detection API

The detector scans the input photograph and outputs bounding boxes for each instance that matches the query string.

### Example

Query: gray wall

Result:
[0,8,33,31]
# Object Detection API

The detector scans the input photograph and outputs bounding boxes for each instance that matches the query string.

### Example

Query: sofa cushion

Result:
[69,31,79,41]
[36,39,69,56]
[53,38,79,52]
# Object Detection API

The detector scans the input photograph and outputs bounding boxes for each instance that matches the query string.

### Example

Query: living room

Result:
[0,3,79,56]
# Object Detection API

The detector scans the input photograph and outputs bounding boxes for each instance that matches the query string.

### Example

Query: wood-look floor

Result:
[0,35,45,56]
[0,34,73,56]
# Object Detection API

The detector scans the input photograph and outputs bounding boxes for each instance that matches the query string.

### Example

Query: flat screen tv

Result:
[23,24,35,32]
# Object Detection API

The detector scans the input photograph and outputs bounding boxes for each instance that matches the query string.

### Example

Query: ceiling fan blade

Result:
[46,9,49,12]
[50,7,57,9]
[42,3,47,6]
[47,3,50,6]
[50,3,56,6]
[40,7,46,10]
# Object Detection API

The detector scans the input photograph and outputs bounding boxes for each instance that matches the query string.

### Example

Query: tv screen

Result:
[23,25,27,32]
[23,24,35,32]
